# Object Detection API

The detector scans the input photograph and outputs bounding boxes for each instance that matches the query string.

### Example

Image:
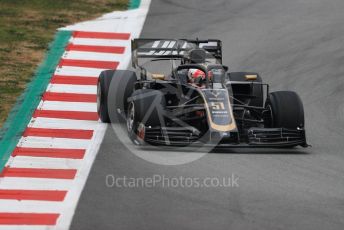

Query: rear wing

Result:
[131,38,223,67]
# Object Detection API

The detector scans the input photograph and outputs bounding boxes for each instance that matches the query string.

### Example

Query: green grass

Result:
[0,0,128,127]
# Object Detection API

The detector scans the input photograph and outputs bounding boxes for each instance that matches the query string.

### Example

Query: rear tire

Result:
[97,70,113,123]
[266,91,305,129]
[97,70,137,123]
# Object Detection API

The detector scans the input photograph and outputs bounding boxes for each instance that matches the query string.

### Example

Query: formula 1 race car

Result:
[97,38,308,148]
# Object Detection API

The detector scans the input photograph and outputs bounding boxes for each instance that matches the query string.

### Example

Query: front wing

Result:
[137,126,308,148]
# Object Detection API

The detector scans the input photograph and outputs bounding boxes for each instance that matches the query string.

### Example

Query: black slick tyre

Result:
[267,91,305,129]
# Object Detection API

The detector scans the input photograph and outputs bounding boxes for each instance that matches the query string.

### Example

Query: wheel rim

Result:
[127,102,135,132]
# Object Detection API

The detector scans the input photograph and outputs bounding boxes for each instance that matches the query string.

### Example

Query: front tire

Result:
[266,91,305,129]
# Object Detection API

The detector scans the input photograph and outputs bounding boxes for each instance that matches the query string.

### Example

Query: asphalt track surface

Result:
[71,0,344,229]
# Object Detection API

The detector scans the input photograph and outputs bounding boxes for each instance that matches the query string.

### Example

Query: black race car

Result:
[97,38,308,148]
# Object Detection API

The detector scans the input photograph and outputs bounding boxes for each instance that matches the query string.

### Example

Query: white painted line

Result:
[0,200,67,213]
[38,101,97,112]
[70,37,130,47]
[0,178,73,190]
[62,50,123,62]
[47,84,97,94]
[18,136,91,149]
[55,66,105,77]
[29,117,98,130]
[7,156,82,170]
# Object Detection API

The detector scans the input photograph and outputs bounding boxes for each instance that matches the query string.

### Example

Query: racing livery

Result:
[97,39,308,148]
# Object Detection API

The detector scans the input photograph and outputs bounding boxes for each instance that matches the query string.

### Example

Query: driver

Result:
[188,69,212,87]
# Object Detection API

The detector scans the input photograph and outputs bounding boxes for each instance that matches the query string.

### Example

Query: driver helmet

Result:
[188,69,213,84]
[188,69,205,83]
